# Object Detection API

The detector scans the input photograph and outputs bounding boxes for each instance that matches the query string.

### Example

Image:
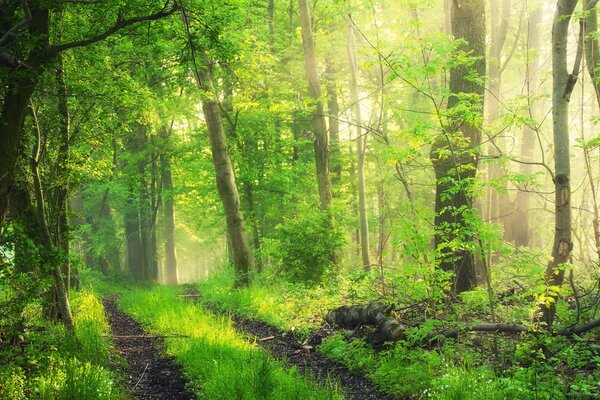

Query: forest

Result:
[1,0,600,398]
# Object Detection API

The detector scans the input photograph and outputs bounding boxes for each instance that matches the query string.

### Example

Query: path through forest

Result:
[103,297,195,399]
[230,314,396,400]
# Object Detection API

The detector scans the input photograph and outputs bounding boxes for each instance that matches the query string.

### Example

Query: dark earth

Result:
[230,314,397,400]
[105,291,395,400]
[103,296,195,400]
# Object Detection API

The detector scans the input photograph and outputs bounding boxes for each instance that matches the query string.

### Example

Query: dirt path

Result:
[103,296,195,400]
[230,315,396,400]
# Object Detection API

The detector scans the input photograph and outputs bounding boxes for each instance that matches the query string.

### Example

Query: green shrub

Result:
[268,207,345,285]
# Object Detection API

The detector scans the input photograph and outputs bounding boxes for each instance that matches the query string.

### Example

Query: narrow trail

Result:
[103,296,195,400]
[188,289,394,400]
[230,315,396,400]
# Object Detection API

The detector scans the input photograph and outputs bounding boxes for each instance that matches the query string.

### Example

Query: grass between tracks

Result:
[0,290,125,399]
[197,270,600,400]
[118,285,343,400]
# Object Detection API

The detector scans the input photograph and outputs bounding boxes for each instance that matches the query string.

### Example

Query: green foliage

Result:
[32,357,114,400]
[0,290,123,400]
[267,206,345,285]
[118,285,342,399]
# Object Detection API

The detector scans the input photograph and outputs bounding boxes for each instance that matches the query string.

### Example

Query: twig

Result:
[132,362,149,392]
[108,334,190,339]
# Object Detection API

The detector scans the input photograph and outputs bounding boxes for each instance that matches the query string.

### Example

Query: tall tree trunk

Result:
[430,0,486,294]
[347,18,372,271]
[198,65,253,287]
[514,7,542,247]
[583,1,600,259]
[539,0,579,326]
[585,0,600,105]
[487,0,511,241]
[268,0,276,53]
[180,5,254,285]
[29,106,73,329]
[297,0,333,212]
[55,53,74,289]
[325,58,342,186]
[0,6,49,223]
[160,127,179,285]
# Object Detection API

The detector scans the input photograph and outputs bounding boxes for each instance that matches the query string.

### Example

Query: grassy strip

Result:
[0,290,126,399]
[118,285,343,400]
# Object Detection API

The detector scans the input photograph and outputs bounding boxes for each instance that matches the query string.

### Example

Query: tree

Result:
[430,0,486,294]
[160,125,179,285]
[346,16,372,271]
[0,1,178,224]
[297,0,333,212]
[538,0,580,326]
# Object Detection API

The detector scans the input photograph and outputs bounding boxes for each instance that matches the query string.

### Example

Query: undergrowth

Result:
[118,285,343,400]
[199,269,600,399]
[0,290,124,399]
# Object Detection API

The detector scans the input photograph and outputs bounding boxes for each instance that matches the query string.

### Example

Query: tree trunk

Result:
[539,0,579,326]
[297,0,333,212]
[487,0,511,240]
[583,1,600,260]
[346,18,372,271]
[197,65,253,287]
[29,109,73,329]
[514,7,542,247]
[0,6,49,223]
[160,127,179,285]
[585,0,600,106]
[430,0,485,294]
[55,53,74,289]
[325,58,342,186]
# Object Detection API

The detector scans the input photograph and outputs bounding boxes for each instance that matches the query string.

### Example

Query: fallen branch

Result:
[108,334,189,339]
[326,303,600,344]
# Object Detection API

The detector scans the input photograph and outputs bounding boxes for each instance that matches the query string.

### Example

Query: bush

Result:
[268,207,345,285]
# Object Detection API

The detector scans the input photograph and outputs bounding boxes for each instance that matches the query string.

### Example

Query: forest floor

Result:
[186,286,393,400]
[103,296,195,400]
[229,314,395,400]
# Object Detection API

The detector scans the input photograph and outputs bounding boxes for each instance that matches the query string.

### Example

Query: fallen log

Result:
[326,302,405,344]
[325,303,600,344]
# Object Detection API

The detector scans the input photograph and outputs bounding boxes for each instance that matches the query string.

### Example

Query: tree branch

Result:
[49,1,178,54]
[0,0,32,47]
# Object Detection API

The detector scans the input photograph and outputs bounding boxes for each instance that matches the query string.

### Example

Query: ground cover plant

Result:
[198,268,600,399]
[0,290,124,399]
[118,285,343,399]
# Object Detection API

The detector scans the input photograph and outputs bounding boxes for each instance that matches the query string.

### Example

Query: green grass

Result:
[197,269,347,335]
[118,285,343,400]
[0,290,125,400]
[198,270,600,400]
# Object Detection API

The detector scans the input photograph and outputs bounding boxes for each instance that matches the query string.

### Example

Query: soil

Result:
[230,315,397,400]
[103,296,195,400]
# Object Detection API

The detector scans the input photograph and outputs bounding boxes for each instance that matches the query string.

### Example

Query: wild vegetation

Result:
[1,0,600,398]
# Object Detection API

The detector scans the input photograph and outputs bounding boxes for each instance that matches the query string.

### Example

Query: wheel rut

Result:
[103,296,195,400]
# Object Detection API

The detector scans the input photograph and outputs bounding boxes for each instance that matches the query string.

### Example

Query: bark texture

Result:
[539,0,579,326]
[430,0,485,294]
[198,65,253,287]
